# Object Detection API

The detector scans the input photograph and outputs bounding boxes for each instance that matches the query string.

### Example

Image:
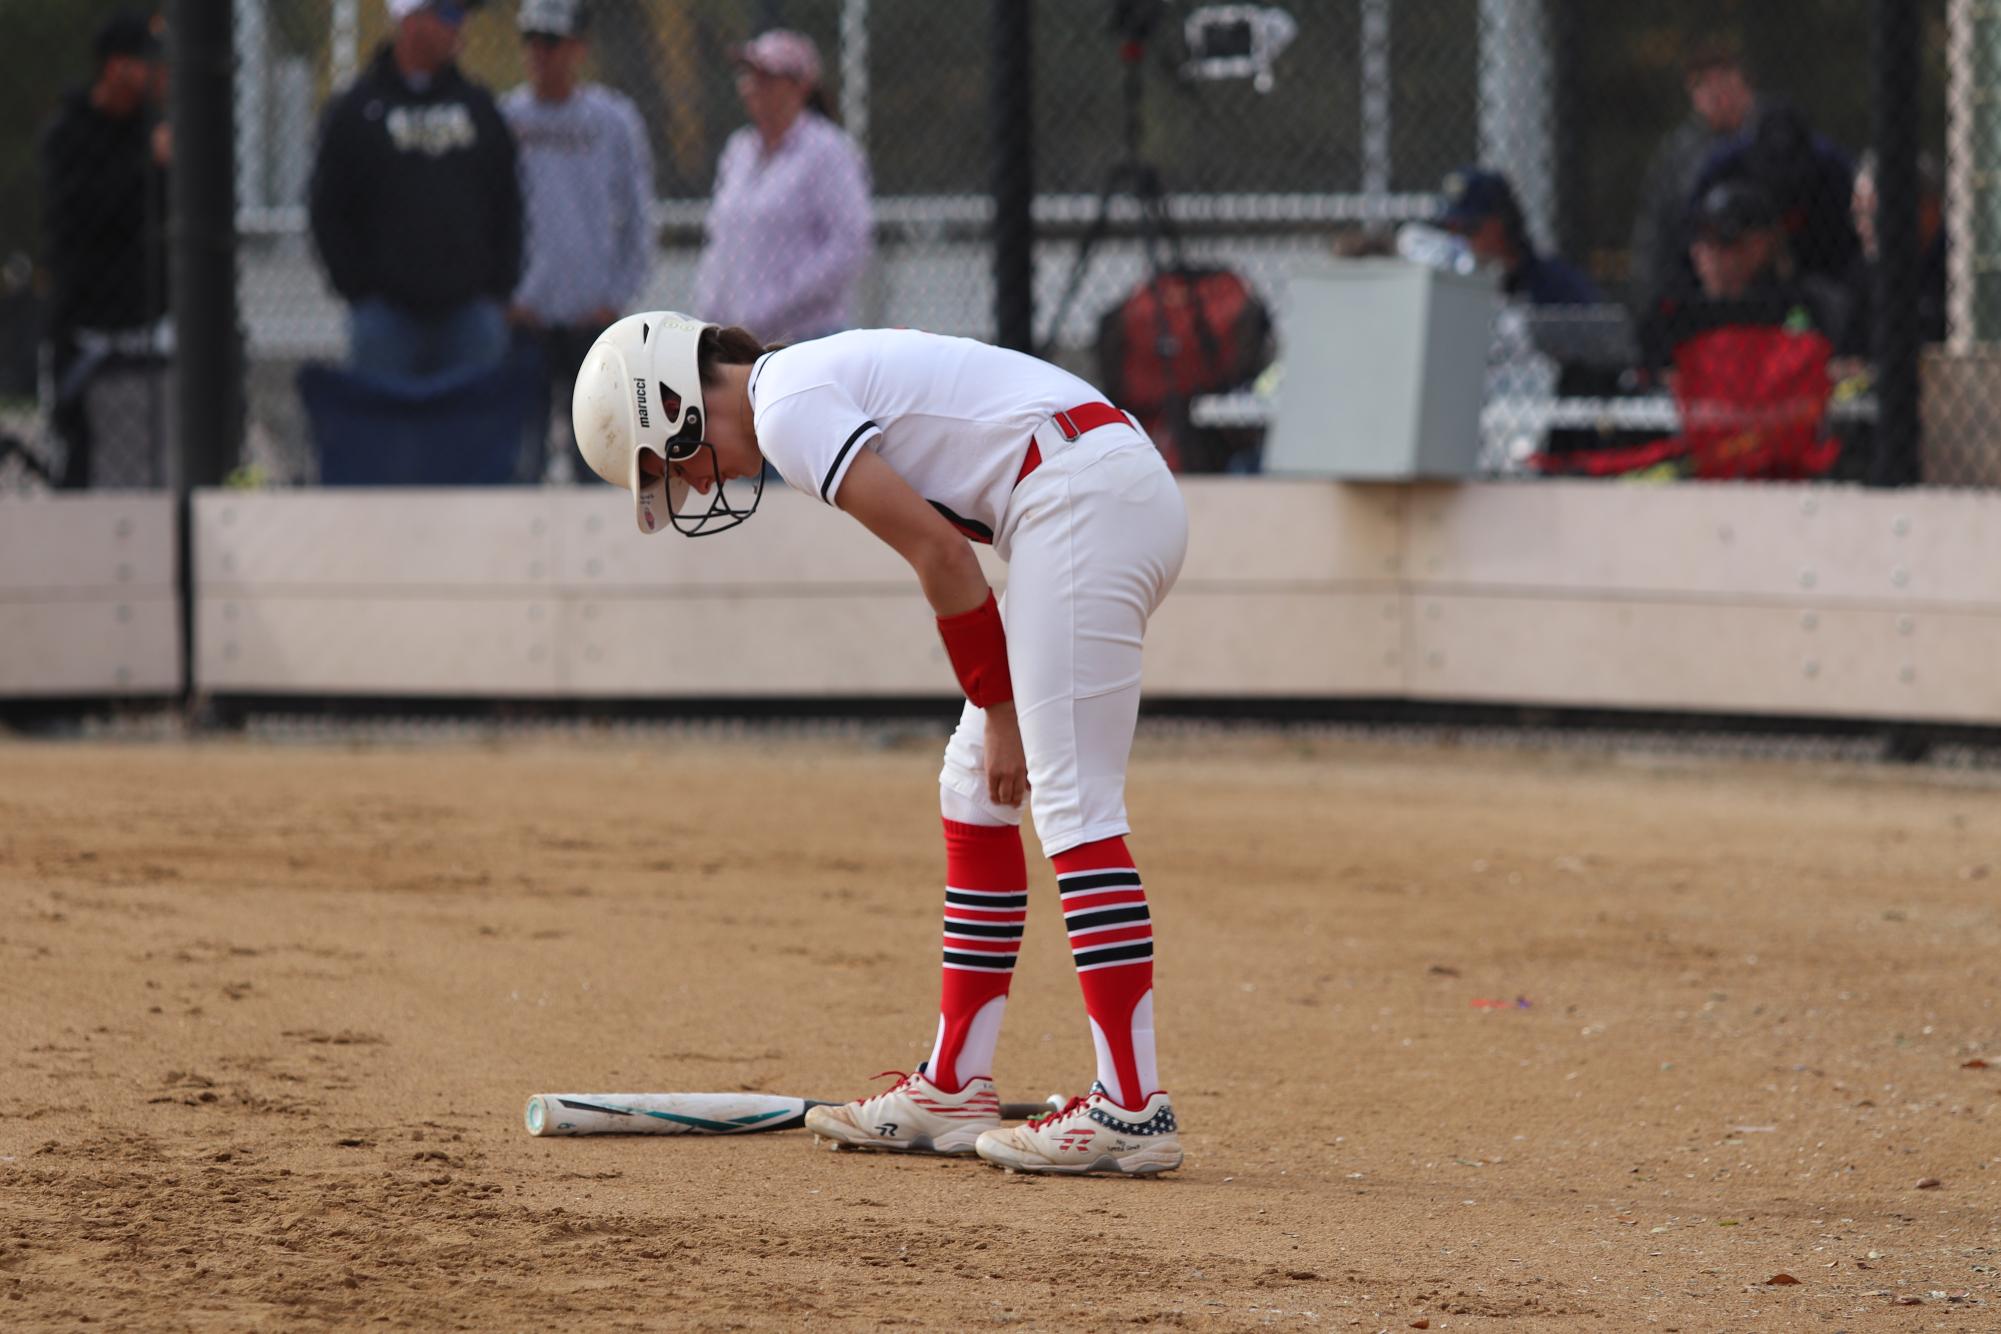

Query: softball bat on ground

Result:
[524,1091,1058,1136]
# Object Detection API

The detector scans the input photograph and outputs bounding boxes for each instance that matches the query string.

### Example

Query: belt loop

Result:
[1052,409,1079,441]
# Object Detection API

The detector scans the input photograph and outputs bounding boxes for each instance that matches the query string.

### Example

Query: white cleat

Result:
[974,1083,1182,1176]
[802,1067,1003,1156]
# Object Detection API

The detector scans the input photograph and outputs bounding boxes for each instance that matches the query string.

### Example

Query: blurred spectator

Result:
[39,9,171,489]
[1691,100,1858,289]
[1563,180,1842,480]
[1629,40,1757,316]
[690,30,872,343]
[1646,180,1843,354]
[502,0,653,481]
[1837,151,1947,359]
[1436,167,1602,306]
[309,0,521,379]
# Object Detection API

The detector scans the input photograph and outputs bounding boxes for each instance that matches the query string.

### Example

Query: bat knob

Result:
[1045,1093,1066,1111]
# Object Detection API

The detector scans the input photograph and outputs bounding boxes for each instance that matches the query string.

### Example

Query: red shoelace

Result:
[1028,1095,1087,1129]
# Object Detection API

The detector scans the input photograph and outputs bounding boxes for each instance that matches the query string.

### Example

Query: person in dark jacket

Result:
[1641,178,1845,372]
[1689,101,1858,290]
[308,0,521,378]
[39,10,171,488]
[1628,40,1758,318]
[1435,167,1603,306]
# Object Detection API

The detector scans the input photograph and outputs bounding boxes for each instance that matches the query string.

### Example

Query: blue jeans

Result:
[349,297,507,379]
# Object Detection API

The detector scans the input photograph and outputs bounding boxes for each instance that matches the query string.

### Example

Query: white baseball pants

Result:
[939,426,1188,856]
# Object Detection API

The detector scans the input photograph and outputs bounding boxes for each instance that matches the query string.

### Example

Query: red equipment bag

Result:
[1095,267,1274,473]
[1536,324,1839,480]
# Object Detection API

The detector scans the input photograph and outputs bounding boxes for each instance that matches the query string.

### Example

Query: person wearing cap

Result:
[1642,178,1823,368]
[1629,39,1759,317]
[1688,100,1858,290]
[308,0,522,379]
[689,29,872,344]
[38,9,172,488]
[1582,177,1846,479]
[501,0,654,482]
[1435,167,1601,307]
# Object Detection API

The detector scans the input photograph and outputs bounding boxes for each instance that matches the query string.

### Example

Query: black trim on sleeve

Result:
[820,420,878,502]
[928,500,995,544]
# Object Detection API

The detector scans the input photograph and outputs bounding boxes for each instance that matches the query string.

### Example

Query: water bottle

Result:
[1395,222,1477,276]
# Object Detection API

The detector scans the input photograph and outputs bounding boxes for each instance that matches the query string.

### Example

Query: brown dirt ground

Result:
[2,730,1999,1331]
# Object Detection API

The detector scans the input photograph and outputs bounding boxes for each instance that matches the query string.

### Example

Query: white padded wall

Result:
[0,495,181,695]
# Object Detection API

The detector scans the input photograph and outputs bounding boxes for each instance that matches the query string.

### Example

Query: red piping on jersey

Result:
[1015,401,1134,487]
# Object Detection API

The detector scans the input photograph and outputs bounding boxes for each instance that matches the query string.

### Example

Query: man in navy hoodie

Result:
[309,0,521,378]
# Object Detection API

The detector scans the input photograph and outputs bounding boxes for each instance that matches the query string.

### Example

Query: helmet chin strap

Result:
[668,441,766,538]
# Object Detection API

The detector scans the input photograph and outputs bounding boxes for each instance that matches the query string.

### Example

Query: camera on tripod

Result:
[1111,0,1296,94]
[1181,5,1297,93]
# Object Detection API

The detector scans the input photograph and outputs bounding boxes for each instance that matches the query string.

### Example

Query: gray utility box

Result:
[1265,259,1500,480]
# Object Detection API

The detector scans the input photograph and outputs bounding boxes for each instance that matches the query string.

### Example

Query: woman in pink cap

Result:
[690,30,873,344]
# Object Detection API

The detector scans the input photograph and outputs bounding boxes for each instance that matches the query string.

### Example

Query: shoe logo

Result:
[874,1122,899,1138]
[1055,1130,1094,1152]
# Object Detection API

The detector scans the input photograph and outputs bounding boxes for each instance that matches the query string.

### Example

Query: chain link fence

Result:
[0,0,1986,490]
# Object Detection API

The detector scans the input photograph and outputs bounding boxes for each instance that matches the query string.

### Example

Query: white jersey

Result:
[749,329,1131,554]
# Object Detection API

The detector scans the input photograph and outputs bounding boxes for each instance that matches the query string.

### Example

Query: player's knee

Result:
[940,778,1021,827]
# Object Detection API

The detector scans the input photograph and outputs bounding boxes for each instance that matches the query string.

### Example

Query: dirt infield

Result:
[3,730,1998,1330]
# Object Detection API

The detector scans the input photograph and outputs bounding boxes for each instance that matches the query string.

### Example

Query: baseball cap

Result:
[1436,167,1519,232]
[731,29,822,86]
[94,10,163,62]
[385,0,478,26]
[518,0,586,39]
[1690,179,1778,243]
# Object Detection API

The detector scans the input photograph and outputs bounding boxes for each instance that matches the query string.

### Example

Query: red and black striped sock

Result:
[926,817,1028,1093]
[1053,835,1158,1110]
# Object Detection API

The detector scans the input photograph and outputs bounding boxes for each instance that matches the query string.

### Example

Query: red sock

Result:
[926,818,1027,1092]
[1053,835,1157,1109]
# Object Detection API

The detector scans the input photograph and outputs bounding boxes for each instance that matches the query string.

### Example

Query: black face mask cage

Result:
[666,439,766,538]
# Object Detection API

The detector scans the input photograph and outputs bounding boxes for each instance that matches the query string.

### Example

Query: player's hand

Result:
[983,702,1030,809]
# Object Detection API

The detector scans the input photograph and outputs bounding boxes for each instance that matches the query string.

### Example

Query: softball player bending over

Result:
[573,313,1187,1175]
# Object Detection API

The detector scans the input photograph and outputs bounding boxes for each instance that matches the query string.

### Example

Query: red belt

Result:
[1016,401,1133,486]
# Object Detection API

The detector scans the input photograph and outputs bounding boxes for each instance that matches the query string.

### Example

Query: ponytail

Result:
[697,324,784,387]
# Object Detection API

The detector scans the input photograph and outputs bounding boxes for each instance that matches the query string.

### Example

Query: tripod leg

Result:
[1038,166,1133,361]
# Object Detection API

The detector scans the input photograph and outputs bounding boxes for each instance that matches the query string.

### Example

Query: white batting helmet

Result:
[573,311,763,537]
